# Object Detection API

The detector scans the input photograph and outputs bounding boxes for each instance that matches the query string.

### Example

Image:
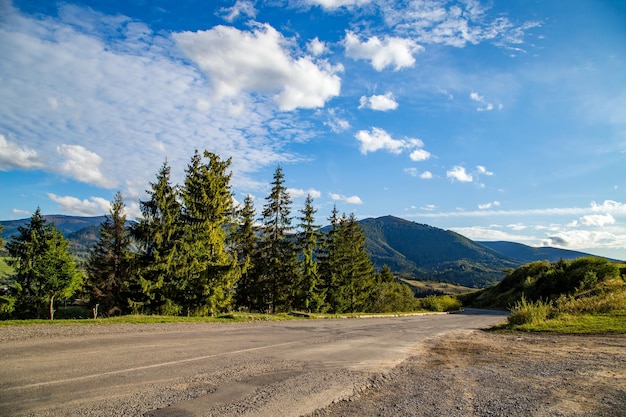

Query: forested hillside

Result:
[359,216,518,287]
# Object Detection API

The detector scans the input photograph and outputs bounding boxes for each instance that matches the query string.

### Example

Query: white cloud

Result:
[329,192,363,204]
[47,193,112,216]
[478,201,501,209]
[579,213,616,227]
[307,37,327,56]
[0,133,43,170]
[358,92,399,111]
[174,23,342,111]
[420,171,433,179]
[404,167,418,177]
[56,144,116,188]
[476,165,493,176]
[446,165,473,182]
[379,1,541,49]
[12,208,32,216]
[324,108,351,132]
[470,91,499,111]
[409,148,431,161]
[218,1,257,22]
[287,188,322,199]
[507,223,527,231]
[355,127,430,161]
[344,31,423,71]
[0,4,323,208]
[305,0,372,10]
[421,204,437,211]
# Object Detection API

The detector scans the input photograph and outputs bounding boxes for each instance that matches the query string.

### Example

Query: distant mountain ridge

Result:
[1,214,614,288]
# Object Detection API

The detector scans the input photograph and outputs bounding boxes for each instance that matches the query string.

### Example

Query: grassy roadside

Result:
[0,310,439,326]
[492,310,626,334]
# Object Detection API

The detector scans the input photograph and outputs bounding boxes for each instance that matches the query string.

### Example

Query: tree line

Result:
[1,150,416,319]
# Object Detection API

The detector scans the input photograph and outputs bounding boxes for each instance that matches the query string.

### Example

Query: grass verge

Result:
[493,310,626,334]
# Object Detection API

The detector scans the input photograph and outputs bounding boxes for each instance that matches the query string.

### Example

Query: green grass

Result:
[400,279,474,296]
[0,310,442,326]
[494,311,626,334]
[0,257,14,284]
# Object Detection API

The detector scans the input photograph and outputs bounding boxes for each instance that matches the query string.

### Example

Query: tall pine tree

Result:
[178,150,240,316]
[295,194,325,312]
[258,166,297,313]
[232,195,259,311]
[87,192,133,317]
[132,162,183,314]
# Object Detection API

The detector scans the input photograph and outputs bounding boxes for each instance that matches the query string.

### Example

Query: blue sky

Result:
[1,0,625,259]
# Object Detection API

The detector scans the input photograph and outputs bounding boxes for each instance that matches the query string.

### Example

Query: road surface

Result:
[0,310,507,416]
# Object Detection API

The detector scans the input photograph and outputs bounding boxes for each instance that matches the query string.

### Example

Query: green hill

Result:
[359,216,519,287]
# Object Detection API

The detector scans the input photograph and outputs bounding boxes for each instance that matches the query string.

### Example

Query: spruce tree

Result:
[319,205,340,312]
[258,166,297,313]
[178,150,240,315]
[8,208,82,319]
[295,194,325,312]
[132,162,182,314]
[232,194,259,311]
[323,213,375,313]
[87,192,133,317]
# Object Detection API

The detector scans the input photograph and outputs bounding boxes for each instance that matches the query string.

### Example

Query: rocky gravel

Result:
[309,331,626,417]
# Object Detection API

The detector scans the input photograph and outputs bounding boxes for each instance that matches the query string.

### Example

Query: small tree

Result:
[7,209,82,319]
[87,192,133,317]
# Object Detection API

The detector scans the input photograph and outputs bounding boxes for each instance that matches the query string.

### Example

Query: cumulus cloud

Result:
[447,165,493,183]
[344,31,423,71]
[287,188,322,199]
[0,133,43,170]
[307,37,328,56]
[329,192,363,204]
[359,92,399,111]
[355,127,430,161]
[47,193,112,216]
[470,91,501,112]
[446,165,473,182]
[420,170,433,179]
[579,213,616,227]
[56,144,116,188]
[218,0,257,22]
[174,23,342,111]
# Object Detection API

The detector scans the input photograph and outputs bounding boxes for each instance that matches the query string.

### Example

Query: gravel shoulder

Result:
[309,331,626,417]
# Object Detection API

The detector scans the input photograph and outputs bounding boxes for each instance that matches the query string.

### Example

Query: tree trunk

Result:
[49,295,55,320]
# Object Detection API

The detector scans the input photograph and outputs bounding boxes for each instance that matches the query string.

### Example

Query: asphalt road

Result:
[0,310,508,416]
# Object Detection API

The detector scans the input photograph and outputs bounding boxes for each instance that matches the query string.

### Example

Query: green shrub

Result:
[508,295,552,325]
[418,294,462,312]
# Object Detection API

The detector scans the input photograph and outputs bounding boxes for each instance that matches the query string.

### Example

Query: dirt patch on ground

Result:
[309,331,626,417]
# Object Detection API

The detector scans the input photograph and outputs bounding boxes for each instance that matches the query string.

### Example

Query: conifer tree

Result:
[324,213,375,313]
[258,166,297,313]
[87,192,133,317]
[178,150,240,315]
[8,209,82,319]
[295,194,325,312]
[232,194,259,311]
[319,205,341,312]
[132,162,182,314]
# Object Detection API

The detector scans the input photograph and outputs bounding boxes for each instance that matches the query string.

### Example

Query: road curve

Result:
[0,310,507,416]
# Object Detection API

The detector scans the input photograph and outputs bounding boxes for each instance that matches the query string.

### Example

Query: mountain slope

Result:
[1,215,106,238]
[359,216,518,287]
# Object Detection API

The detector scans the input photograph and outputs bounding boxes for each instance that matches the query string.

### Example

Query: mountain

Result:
[359,216,519,287]
[478,241,616,263]
[1,215,106,239]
